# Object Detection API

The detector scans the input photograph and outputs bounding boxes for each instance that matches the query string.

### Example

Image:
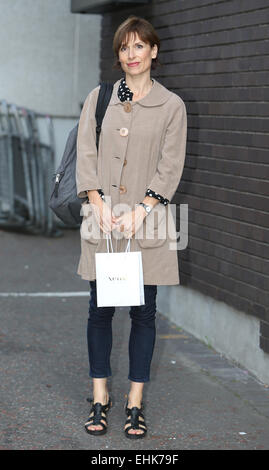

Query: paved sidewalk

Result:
[0,227,269,450]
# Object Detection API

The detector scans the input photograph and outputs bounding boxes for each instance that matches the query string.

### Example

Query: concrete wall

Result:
[0,0,101,166]
[157,285,269,385]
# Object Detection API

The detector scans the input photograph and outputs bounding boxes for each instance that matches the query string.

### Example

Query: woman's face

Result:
[118,32,157,77]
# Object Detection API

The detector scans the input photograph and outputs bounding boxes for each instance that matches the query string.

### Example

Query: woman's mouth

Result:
[127,62,140,67]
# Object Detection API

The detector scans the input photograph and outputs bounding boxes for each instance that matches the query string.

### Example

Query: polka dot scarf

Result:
[117,77,133,102]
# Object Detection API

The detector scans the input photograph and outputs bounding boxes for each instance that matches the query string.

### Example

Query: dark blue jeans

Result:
[87,280,158,383]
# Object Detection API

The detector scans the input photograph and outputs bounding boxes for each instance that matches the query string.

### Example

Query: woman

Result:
[76,15,187,439]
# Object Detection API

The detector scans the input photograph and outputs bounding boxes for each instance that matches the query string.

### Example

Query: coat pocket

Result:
[80,201,101,245]
[136,204,167,249]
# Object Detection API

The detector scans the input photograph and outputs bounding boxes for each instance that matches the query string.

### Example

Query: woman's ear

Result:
[152,43,158,59]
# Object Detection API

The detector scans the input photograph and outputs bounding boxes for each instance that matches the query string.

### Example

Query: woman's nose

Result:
[128,47,135,59]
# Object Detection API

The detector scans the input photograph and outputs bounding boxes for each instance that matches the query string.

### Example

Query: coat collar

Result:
[108,77,172,107]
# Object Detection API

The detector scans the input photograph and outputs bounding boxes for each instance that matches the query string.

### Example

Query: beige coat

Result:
[76,77,187,285]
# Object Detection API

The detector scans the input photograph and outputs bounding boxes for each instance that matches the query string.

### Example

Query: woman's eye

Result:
[120,44,143,51]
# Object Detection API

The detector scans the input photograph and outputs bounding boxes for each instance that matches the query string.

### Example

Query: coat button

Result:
[119,185,127,194]
[123,159,127,166]
[123,102,131,113]
[119,127,128,137]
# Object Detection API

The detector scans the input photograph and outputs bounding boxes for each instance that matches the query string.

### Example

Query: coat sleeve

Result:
[147,96,187,202]
[76,85,101,199]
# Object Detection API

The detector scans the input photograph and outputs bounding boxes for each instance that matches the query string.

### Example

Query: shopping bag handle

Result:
[105,233,130,253]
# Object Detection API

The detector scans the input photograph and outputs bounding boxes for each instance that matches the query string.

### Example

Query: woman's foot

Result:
[124,394,145,436]
[85,393,111,435]
[124,399,147,439]
[86,380,110,432]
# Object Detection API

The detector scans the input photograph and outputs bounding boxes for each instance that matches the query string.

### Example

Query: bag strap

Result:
[105,233,131,253]
[95,82,114,149]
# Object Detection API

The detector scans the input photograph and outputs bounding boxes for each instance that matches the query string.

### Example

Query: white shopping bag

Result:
[95,235,145,307]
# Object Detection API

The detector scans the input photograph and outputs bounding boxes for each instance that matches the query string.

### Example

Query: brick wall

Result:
[99,0,269,353]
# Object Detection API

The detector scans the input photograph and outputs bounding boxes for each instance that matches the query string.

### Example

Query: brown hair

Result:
[112,15,161,70]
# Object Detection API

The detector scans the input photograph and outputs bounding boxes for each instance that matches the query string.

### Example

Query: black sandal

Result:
[85,397,112,436]
[124,400,147,439]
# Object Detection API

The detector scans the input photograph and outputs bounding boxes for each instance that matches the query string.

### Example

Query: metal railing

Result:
[0,99,60,236]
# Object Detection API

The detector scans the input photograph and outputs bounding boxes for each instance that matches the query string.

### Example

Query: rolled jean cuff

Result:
[128,374,150,383]
[89,372,112,379]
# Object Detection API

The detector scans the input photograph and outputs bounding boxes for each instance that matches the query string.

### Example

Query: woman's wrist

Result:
[87,190,103,205]
[136,204,148,218]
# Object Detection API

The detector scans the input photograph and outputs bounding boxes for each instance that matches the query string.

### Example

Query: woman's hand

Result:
[91,200,117,234]
[87,190,117,234]
[113,206,146,238]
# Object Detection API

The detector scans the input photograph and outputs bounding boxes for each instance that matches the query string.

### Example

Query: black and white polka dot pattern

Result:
[93,79,170,206]
[117,78,134,102]
[145,189,169,205]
